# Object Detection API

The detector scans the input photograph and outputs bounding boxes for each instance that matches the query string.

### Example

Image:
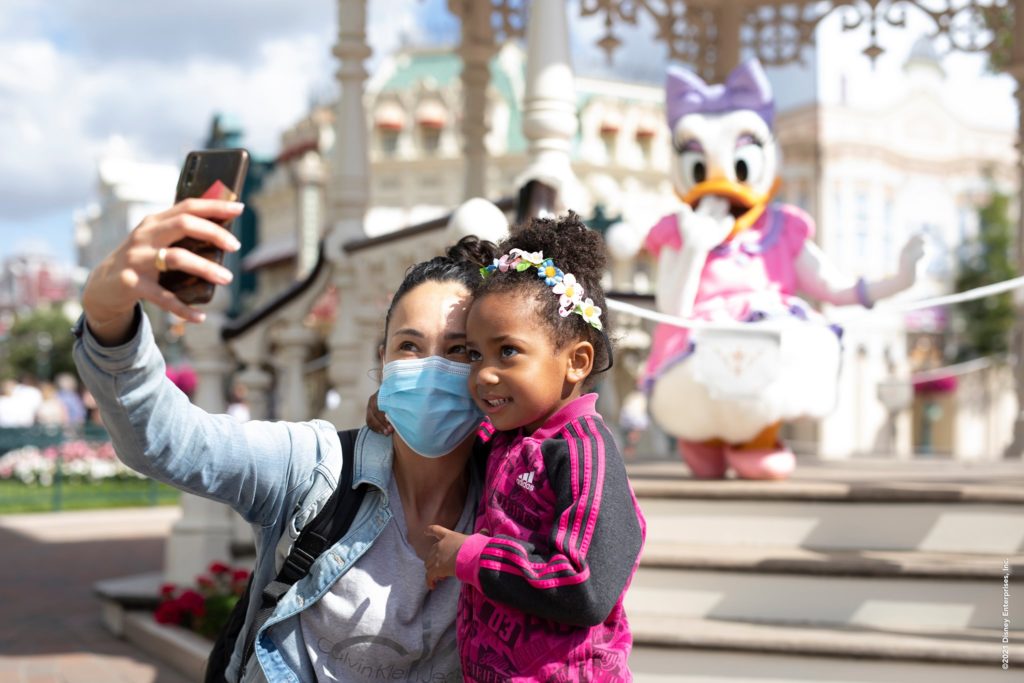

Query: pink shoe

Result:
[725,443,795,480]
[679,440,728,479]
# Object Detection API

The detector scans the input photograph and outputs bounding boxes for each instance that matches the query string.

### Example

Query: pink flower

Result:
[167,365,197,397]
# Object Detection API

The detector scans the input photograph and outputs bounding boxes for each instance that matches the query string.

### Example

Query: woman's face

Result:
[382,280,473,366]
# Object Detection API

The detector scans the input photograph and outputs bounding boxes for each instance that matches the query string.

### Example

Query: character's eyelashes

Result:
[672,138,704,155]
[736,132,770,149]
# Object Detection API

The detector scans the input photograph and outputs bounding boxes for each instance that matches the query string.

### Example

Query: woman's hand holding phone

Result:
[81,199,244,346]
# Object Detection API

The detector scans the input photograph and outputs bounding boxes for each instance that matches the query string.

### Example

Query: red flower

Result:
[232,569,250,583]
[209,561,231,575]
[159,583,177,598]
[197,575,215,590]
[177,589,206,617]
[154,600,183,625]
[208,561,231,577]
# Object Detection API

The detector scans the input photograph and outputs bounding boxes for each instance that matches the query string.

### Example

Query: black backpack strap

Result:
[236,428,367,680]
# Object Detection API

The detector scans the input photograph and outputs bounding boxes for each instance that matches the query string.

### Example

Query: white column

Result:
[517,0,586,212]
[293,152,326,280]
[456,0,496,200]
[166,287,235,584]
[229,329,273,421]
[272,322,319,422]
[324,0,372,427]
[326,0,372,257]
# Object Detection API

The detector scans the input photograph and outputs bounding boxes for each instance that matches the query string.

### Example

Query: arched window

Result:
[374,102,405,157]
[416,100,447,155]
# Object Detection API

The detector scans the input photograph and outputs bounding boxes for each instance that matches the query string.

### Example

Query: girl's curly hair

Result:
[478,211,611,387]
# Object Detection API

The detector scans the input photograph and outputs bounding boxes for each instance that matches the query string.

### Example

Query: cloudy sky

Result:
[1,1,1017,269]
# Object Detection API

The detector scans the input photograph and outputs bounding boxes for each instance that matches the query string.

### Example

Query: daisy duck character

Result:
[642,59,924,480]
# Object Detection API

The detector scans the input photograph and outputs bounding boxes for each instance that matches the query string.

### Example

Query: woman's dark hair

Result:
[478,212,612,387]
[384,235,499,337]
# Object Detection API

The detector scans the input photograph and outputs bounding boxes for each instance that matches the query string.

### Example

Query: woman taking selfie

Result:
[74,196,497,682]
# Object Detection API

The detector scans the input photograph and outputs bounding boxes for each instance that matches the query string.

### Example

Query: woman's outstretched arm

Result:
[75,199,340,526]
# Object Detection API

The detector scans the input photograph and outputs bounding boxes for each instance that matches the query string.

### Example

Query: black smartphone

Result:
[159,148,250,305]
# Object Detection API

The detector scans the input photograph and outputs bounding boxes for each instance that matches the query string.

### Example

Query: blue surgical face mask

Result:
[377,356,483,458]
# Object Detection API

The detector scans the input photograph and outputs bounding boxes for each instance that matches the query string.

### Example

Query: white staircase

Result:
[625,459,1024,682]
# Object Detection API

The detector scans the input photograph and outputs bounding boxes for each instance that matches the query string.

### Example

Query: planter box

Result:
[122,609,211,681]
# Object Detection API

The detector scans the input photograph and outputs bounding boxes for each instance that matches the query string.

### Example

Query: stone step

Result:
[629,461,1024,555]
[628,460,1024,504]
[627,544,1018,632]
[637,496,1024,555]
[629,615,1018,682]
[640,542,1023,579]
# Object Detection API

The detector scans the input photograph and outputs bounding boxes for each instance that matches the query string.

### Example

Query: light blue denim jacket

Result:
[72,308,478,682]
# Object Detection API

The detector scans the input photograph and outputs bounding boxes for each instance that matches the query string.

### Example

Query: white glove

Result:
[676,195,736,253]
[897,233,926,287]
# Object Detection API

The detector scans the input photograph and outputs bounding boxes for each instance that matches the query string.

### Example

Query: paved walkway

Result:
[0,507,191,683]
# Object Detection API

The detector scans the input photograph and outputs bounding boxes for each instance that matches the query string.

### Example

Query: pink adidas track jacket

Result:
[455,393,647,682]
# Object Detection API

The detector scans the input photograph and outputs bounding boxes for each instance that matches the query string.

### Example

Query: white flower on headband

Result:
[509,248,544,266]
[578,298,603,330]
[553,274,583,313]
[481,248,604,331]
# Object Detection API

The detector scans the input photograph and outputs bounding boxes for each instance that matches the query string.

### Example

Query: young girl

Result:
[425,213,647,682]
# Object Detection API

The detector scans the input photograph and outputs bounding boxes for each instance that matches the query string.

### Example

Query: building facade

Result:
[243,37,1016,459]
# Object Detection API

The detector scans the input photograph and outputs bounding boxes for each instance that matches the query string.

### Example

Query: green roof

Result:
[378,49,659,156]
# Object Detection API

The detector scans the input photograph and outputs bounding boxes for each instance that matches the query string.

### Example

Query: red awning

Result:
[375,102,405,131]
[416,100,447,129]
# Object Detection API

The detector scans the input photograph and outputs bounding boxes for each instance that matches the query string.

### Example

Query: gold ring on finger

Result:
[154,247,169,273]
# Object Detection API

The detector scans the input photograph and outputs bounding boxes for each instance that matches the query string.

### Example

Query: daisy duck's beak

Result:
[679,175,782,242]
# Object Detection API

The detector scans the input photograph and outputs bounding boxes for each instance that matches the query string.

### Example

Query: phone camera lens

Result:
[184,158,198,187]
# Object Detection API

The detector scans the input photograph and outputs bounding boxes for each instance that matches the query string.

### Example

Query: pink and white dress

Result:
[642,204,843,443]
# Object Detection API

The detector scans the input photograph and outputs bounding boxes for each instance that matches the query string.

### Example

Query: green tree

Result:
[954,190,1016,360]
[0,307,77,382]
[982,4,1014,74]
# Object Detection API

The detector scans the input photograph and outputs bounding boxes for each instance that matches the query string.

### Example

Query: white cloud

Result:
[0,0,1016,271]
[0,1,337,266]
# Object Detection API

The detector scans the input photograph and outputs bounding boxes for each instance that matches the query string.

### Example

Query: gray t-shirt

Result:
[300,476,475,682]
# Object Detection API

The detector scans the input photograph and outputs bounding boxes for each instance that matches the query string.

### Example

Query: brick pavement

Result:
[0,508,192,683]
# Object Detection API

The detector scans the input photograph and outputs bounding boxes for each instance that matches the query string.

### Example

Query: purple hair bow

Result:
[665,59,775,131]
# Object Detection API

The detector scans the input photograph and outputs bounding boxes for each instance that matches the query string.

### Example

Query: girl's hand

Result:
[365,391,393,435]
[81,199,244,345]
[424,525,467,589]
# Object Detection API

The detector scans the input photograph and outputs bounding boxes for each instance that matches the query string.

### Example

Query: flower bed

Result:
[0,441,144,486]
[156,562,251,639]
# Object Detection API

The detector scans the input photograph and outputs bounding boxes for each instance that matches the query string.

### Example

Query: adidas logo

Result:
[515,471,535,492]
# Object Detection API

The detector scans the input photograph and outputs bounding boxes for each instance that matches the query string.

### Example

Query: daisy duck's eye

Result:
[678,150,706,187]
[673,138,706,188]
[734,140,765,184]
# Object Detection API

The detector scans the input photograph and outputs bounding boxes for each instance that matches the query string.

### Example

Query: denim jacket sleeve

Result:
[72,306,339,527]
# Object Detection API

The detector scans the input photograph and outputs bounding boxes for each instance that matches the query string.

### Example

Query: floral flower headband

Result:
[480,248,603,330]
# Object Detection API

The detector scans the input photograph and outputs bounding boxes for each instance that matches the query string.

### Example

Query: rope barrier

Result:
[606,274,1024,332]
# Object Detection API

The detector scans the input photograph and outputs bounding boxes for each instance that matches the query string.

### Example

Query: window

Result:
[420,126,441,154]
[380,130,399,157]
[854,191,870,260]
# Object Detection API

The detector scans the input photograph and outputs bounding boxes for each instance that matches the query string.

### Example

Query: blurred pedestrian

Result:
[226,382,250,423]
[0,378,36,427]
[56,373,87,426]
[35,382,68,428]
